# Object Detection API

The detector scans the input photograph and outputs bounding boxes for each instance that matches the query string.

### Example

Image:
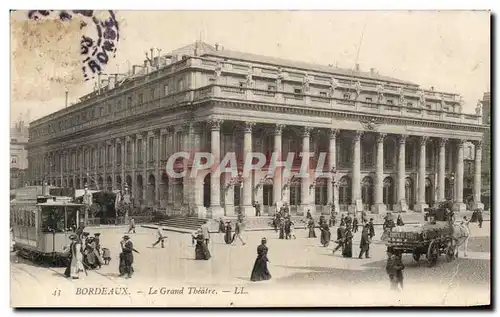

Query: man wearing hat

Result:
[119,235,135,278]
[358,224,371,259]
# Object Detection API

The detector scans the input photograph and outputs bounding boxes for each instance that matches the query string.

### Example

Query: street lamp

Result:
[449,172,455,201]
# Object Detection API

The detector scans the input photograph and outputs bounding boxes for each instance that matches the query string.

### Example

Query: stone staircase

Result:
[158,217,208,230]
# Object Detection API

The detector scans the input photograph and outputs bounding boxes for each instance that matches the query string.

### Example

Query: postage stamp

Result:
[9,10,491,308]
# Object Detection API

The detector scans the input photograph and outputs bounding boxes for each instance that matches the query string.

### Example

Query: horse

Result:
[450,221,471,258]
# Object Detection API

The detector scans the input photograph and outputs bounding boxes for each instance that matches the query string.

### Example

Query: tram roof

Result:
[37,201,85,207]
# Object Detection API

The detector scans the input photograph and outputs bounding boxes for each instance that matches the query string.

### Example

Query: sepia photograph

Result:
[9,9,491,308]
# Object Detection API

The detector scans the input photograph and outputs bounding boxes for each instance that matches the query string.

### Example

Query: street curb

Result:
[142,219,490,234]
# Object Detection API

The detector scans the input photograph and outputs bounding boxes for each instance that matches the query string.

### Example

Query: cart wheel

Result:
[427,240,439,267]
[445,238,456,262]
[413,252,421,262]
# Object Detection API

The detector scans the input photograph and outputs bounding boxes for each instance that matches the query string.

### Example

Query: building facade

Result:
[11,120,29,189]
[480,92,491,191]
[27,42,487,218]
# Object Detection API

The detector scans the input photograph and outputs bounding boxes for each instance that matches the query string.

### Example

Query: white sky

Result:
[10,10,490,125]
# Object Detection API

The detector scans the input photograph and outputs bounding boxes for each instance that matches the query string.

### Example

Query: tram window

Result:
[41,206,65,233]
[66,207,78,230]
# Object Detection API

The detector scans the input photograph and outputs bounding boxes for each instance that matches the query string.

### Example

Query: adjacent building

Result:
[26,41,488,218]
[11,120,29,189]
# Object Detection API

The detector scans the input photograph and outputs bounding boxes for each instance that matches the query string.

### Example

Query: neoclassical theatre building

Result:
[27,42,487,218]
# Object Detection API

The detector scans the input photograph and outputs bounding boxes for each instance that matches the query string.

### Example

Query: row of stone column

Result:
[205,120,483,216]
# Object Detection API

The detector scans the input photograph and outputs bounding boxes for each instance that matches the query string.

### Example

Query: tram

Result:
[10,186,85,265]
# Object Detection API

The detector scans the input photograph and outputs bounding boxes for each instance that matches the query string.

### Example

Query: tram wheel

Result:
[426,240,439,267]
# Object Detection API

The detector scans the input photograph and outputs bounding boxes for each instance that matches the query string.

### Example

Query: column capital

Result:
[140,131,148,138]
[274,124,286,135]
[354,131,364,142]
[473,140,483,150]
[208,118,224,131]
[376,133,387,143]
[302,126,313,138]
[398,134,408,144]
[439,138,448,148]
[456,138,467,148]
[420,136,429,146]
[329,128,339,139]
[244,122,256,133]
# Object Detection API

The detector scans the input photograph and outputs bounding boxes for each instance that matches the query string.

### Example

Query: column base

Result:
[393,200,409,213]
[414,202,429,213]
[371,203,386,214]
[453,202,467,213]
[472,202,484,211]
[208,206,224,219]
[224,204,235,217]
[240,205,255,217]
[298,204,314,216]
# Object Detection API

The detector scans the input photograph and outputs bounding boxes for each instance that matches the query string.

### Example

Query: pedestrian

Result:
[344,213,353,230]
[201,222,211,247]
[307,217,317,238]
[369,218,375,239]
[319,221,331,247]
[218,218,225,233]
[232,218,246,246]
[319,215,326,226]
[119,235,136,278]
[284,217,292,239]
[75,221,85,240]
[224,221,233,244]
[250,238,271,282]
[127,218,136,234]
[152,226,166,248]
[332,223,346,254]
[386,249,404,291]
[289,221,296,239]
[397,215,404,226]
[358,224,371,259]
[352,217,359,233]
[64,234,85,279]
[192,229,211,260]
[477,208,484,228]
[254,201,261,217]
[306,209,312,220]
[278,217,285,239]
[89,236,104,269]
[342,227,353,258]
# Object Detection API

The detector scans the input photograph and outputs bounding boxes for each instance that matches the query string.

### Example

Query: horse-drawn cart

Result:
[386,203,457,267]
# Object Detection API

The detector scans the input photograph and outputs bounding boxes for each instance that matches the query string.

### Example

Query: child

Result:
[289,221,296,240]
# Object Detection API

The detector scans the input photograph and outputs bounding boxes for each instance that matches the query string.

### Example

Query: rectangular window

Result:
[127,96,132,108]
[268,85,276,91]
[178,79,185,91]
[126,141,131,164]
[107,145,112,163]
[161,134,167,159]
[365,97,373,102]
[319,91,327,97]
[117,100,121,111]
[294,88,302,94]
[150,88,155,100]
[148,137,154,161]
[107,104,112,114]
[138,93,143,105]
[164,85,169,96]
[386,99,394,105]
[99,107,104,117]
[137,139,143,162]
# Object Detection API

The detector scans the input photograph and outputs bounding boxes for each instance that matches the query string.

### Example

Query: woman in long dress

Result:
[64,234,85,279]
[250,238,271,282]
[278,217,285,239]
[342,227,353,258]
[224,222,233,244]
[308,218,317,238]
[319,222,331,247]
[193,231,211,260]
